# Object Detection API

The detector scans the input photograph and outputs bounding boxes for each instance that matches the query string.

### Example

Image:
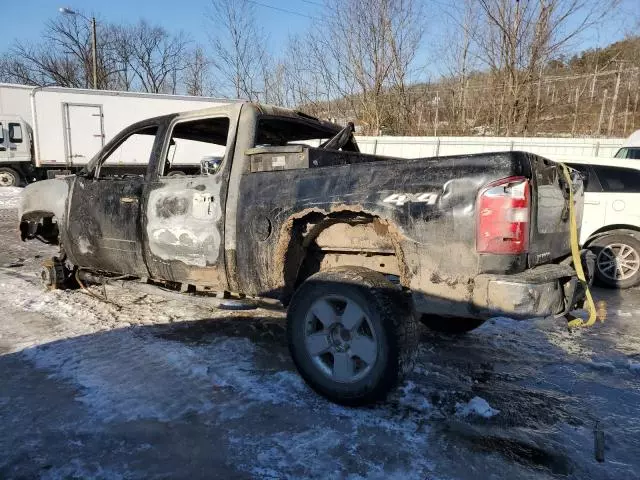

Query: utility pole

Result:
[623,89,630,135]
[590,65,598,103]
[572,86,580,136]
[433,92,440,137]
[608,66,622,136]
[91,16,98,89]
[597,89,608,135]
[60,7,99,89]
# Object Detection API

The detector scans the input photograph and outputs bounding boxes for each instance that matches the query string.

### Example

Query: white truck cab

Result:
[0,115,31,186]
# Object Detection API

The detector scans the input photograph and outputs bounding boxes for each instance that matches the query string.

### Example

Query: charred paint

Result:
[146,184,222,268]
[156,196,189,218]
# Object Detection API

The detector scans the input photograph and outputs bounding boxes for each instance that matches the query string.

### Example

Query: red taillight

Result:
[476,176,530,254]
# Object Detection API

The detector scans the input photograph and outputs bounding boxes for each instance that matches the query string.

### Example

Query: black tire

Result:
[41,257,66,290]
[287,267,418,406]
[0,167,21,187]
[419,315,485,334]
[166,170,186,177]
[589,233,640,289]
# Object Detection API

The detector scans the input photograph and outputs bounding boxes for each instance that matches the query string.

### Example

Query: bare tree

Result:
[387,0,425,133]
[470,0,620,134]
[183,47,212,96]
[259,35,337,113]
[109,24,137,91]
[2,1,636,137]
[438,0,481,132]
[0,14,192,94]
[3,15,101,87]
[207,0,268,100]
[301,0,423,134]
[123,21,190,94]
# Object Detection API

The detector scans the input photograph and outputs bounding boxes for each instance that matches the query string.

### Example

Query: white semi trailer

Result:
[0,83,234,186]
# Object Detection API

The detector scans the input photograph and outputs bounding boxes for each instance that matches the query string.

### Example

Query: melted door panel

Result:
[66,176,147,276]
[144,175,227,289]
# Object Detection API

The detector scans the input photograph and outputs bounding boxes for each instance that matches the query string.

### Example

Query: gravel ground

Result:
[1,188,639,479]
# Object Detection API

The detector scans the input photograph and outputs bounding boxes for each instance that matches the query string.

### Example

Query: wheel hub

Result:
[0,172,16,187]
[304,295,378,383]
[329,324,352,351]
[597,243,640,281]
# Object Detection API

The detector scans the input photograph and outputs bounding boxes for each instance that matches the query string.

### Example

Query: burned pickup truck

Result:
[19,102,591,405]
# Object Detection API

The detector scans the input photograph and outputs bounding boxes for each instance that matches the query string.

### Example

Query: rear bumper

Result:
[471,251,595,319]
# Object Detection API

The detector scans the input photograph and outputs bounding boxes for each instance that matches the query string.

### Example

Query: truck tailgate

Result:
[528,154,584,267]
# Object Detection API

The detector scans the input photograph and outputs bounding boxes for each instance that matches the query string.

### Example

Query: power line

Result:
[246,0,322,21]
[301,0,324,6]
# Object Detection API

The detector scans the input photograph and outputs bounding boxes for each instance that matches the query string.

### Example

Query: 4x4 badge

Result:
[382,192,438,206]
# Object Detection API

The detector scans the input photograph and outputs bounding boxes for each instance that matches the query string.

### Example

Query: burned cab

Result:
[20,102,591,406]
[21,104,242,290]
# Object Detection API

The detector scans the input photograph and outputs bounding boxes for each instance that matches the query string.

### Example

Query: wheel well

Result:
[278,210,407,298]
[19,212,59,244]
[584,224,640,247]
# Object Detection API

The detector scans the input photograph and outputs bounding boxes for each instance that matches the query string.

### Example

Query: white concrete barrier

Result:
[355,135,624,159]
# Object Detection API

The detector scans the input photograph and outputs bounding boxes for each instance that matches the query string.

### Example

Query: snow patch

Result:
[628,360,640,372]
[455,396,500,418]
[77,237,93,254]
[40,459,128,480]
[233,421,435,480]
[22,331,309,422]
[149,335,308,405]
[0,186,22,209]
[22,320,438,477]
[397,381,433,412]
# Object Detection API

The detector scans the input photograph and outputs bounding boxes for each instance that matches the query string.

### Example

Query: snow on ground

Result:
[1,199,640,479]
[0,186,21,210]
[455,396,500,418]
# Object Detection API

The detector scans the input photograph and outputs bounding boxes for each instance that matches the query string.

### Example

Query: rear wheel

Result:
[287,267,418,405]
[419,315,485,334]
[0,167,20,187]
[590,233,640,289]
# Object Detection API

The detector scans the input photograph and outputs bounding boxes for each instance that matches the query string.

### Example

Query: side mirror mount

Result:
[200,156,221,175]
[77,166,94,179]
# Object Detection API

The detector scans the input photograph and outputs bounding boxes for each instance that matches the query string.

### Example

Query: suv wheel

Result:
[287,267,418,405]
[590,233,640,289]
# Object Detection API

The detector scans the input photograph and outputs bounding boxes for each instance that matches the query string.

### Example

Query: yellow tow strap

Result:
[559,163,599,328]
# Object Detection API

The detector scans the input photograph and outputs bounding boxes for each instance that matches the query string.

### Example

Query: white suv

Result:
[566,158,640,289]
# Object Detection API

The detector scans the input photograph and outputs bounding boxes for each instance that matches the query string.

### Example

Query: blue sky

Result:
[1,0,324,53]
[2,0,638,77]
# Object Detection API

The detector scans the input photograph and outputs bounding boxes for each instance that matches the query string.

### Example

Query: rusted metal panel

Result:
[313,222,395,252]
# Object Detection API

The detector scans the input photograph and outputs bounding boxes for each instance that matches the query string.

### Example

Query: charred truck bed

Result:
[237,147,584,320]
